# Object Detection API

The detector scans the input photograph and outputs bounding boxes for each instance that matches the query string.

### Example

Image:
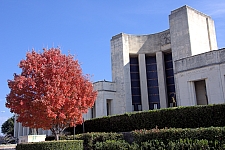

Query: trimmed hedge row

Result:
[60,132,123,149]
[16,140,83,150]
[95,139,225,150]
[132,126,225,145]
[57,127,225,149]
[69,104,225,133]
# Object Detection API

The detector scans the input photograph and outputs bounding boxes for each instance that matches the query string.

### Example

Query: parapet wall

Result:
[175,48,225,73]
[93,81,116,92]
[111,29,171,55]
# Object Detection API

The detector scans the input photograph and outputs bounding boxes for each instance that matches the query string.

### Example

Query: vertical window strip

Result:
[164,53,176,107]
[145,55,160,110]
[130,56,142,111]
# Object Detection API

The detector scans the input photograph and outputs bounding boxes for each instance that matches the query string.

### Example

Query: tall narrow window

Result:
[145,55,160,109]
[164,53,176,107]
[91,103,96,118]
[106,99,112,116]
[130,56,142,111]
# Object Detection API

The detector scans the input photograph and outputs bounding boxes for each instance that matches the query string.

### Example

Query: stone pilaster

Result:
[138,54,149,110]
[156,52,168,108]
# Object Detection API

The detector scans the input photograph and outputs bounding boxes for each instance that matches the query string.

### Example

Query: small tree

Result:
[1,116,14,136]
[6,48,97,140]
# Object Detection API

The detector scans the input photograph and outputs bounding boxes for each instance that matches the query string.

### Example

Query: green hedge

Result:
[68,104,225,133]
[61,132,123,149]
[16,140,83,150]
[132,127,225,145]
[95,140,131,150]
[57,127,225,149]
[94,139,225,150]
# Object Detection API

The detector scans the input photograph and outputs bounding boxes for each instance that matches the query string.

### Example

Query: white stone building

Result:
[14,5,225,138]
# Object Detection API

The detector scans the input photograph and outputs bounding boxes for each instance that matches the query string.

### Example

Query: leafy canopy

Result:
[6,48,97,138]
[1,116,14,136]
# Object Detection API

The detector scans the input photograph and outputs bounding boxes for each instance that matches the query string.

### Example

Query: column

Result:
[22,127,26,136]
[14,115,18,138]
[18,123,23,136]
[47,130,51,136]
[156,52,168,108]
[138,54,149,110]
[38,128,43,135]
[27,127,30,135]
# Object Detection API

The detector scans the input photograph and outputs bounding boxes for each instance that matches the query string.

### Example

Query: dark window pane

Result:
[130,57,138,64]
[132,96,141,104]
[166,68,174,76]
[148,87,159,94]
[149,95,160,103]
[146,72,158,79]
[147,79,158,86]
[164,53,172,61]
[166,76,175,84]
[131,72,140,79]
[130,66,139,72]
[165,61,173,68]
[146,64,157,71]
[131,80,140,87]
[131,88,141,95]
[167,85,175,92]
[146,56,156,64]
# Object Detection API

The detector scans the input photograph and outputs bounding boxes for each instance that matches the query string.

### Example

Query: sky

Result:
[0,0,225,135]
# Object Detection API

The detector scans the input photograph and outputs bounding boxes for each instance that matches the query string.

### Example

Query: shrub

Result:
[16,140,83,150]
[132,127,225,145]
[140,140,166,150]
[95,140,130,150]
[138,139,215,150]
[60,132,123,149]
[67,104,225,133]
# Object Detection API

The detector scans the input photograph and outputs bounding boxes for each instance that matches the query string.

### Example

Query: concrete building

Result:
[84,5,223,119]
[14,5,225,138]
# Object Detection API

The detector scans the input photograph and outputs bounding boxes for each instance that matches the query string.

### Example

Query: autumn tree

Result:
[6,48,97,140]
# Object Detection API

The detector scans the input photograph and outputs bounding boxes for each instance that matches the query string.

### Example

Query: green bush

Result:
[60,132,123,149]
[68,104,225,133]
[95,140,130,150]
[82,138,225,150]
[138,139,220,150]
[140,140,166,150]
[16,140,83,150]
[48,127,225,149]
[132,127,225,146]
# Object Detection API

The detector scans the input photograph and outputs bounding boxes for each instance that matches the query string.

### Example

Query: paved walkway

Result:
[0,144,16,150]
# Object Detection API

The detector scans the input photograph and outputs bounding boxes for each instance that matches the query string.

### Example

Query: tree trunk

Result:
[51,130,60,141]
[56,134,59,141]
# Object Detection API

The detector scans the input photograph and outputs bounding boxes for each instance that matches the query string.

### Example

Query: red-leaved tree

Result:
[6,48,97,140]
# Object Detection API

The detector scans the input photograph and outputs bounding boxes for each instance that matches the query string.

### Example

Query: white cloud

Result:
[201,1,225,18]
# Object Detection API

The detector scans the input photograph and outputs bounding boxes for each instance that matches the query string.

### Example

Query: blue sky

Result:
[0,0,224,134]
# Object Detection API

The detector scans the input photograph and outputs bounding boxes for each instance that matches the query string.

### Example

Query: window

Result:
[106,99,112,116]
[138,105,142,111]
[132,104,142,111]
[194,80,208,105]
[91,103,96,118]
[153,103,158,109]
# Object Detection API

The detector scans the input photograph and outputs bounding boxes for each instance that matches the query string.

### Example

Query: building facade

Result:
[84,5,223,119]
[14,5,225,138]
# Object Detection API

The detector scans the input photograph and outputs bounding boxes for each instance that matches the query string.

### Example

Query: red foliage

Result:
[6,48,97,137]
